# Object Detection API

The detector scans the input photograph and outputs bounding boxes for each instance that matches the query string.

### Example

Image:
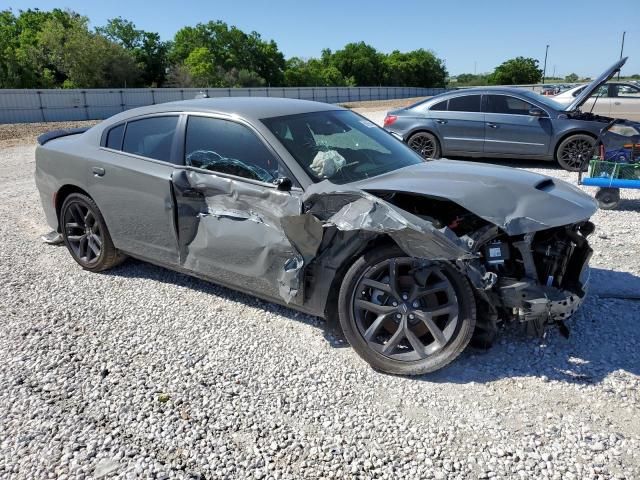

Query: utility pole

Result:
[618,31,626,80]
[474,61,477,75]
[552,65,556,79]
[542,44,549,84]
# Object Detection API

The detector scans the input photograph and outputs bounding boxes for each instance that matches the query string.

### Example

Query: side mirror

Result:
[529,108,546,117]
[274,177,293,191]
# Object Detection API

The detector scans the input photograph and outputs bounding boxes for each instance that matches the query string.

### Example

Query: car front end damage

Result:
[462,221,594,335]
[288,161,598,339]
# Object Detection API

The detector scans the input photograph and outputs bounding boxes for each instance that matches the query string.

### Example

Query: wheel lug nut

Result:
[402,294,408,300]
[396,314,401,319]
[408,314,414,320]
[392,302,398,307]
[412,301,419,308]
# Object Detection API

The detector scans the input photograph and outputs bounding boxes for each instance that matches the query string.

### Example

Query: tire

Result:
[407,131,441,160]
[595,187,621,210]
[555,134,595,171]
[60,193,124,272]
[338,245,476,375]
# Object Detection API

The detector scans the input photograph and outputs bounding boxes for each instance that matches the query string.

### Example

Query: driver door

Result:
[171,115,305,303]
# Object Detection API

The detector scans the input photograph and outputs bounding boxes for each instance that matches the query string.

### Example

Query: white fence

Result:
[0,86,447,124]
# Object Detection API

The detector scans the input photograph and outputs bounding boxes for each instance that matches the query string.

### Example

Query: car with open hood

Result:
[383,58,632,171]
[552,81,640,121]
[35,97,596,375]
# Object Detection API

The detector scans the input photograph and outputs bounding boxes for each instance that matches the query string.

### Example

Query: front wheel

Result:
[338,246,476,375]
[407,132,441,160]
[556,134,595,171]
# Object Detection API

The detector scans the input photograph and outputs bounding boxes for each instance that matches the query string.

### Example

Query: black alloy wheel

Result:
[60,193,124,272]
[407,132,441,160]
[338,246,475,375]
[556,134,596,171]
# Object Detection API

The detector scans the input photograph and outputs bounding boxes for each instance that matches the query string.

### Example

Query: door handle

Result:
[435,119,448,124]
[614,101,621,105]
[487,123,499,129]
[92,166,105,177]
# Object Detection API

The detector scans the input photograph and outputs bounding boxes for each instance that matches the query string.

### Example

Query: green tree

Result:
[329,42,385,86]
[39,13,140,88]
[98,17,169,86]
[183,46,219,86]
[488,57,542,85]
[170,20,284,87]
[383,49,447,87]
[283,56,351,87]
[564,73,579,83]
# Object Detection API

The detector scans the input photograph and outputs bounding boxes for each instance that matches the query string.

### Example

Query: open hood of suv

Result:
[565,57,627,112]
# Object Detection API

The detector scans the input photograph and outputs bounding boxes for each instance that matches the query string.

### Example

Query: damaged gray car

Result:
[35,97,597,375]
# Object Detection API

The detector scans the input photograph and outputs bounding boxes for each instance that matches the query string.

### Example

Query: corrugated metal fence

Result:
[0,86,446,124]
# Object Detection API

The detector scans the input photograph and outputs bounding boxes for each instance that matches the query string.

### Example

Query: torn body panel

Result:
[171,170,305,304]
[170,165,593,333]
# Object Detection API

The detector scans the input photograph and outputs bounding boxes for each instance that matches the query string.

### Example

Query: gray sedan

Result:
[384,58,628,171]
[35,97,596,375]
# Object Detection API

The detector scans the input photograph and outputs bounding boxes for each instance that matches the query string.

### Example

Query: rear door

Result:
[171,114,305,303]
[428,94,485,154]
[610,83,640,121]
[89,115,181,265]
[483,94,552,156]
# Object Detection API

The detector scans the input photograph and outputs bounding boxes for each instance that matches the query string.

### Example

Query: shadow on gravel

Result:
[100,254,638,384]
[426,267,640,385]
[102,258,348,349]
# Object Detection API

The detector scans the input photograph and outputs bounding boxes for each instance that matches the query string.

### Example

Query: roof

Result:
[102,97,344,125]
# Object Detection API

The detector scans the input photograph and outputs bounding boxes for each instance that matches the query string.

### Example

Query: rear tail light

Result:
[383,115,398,127]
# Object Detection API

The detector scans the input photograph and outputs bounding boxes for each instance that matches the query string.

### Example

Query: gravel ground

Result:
[0,114,639,479]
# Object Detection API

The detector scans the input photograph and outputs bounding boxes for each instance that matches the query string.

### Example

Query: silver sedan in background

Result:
[553,82,640,121]
[383,58,633,170]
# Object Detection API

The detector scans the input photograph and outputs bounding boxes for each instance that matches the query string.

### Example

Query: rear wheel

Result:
[338,246,476,375]
[556,134,595,171]
[407,132,441,159]
[60,193,124,272]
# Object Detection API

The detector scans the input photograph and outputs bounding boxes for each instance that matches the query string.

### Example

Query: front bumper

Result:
[498,277,587,323]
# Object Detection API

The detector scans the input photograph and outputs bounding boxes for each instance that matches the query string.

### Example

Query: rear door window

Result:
[447,95,482,112]
[122,116,179,163]
[485,95,535,115]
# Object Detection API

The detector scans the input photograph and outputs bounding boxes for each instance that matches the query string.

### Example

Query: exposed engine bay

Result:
[375,191,594,334]
[564,110,613,122]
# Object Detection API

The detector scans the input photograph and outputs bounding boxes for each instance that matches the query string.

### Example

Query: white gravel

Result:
[0,115,639,479]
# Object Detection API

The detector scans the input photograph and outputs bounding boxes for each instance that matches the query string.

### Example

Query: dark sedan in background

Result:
[383,58,628,171]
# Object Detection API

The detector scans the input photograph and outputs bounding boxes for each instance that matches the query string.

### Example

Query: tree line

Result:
[0,9,447,89]
[6,9,626,90]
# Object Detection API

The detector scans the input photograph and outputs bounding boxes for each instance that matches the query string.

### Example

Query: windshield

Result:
[519,90,565,111]
[262,110,425,184]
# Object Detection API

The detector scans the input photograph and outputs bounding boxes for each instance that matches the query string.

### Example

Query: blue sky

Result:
[6,0,640,77]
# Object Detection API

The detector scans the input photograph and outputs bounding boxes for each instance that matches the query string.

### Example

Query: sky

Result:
[5,0,640,77]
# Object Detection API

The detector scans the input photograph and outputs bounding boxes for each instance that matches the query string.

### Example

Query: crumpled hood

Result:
[349,160,597,235]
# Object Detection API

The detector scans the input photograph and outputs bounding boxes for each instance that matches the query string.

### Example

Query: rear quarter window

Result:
[429,99,448,111]
[106,124,124,150]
